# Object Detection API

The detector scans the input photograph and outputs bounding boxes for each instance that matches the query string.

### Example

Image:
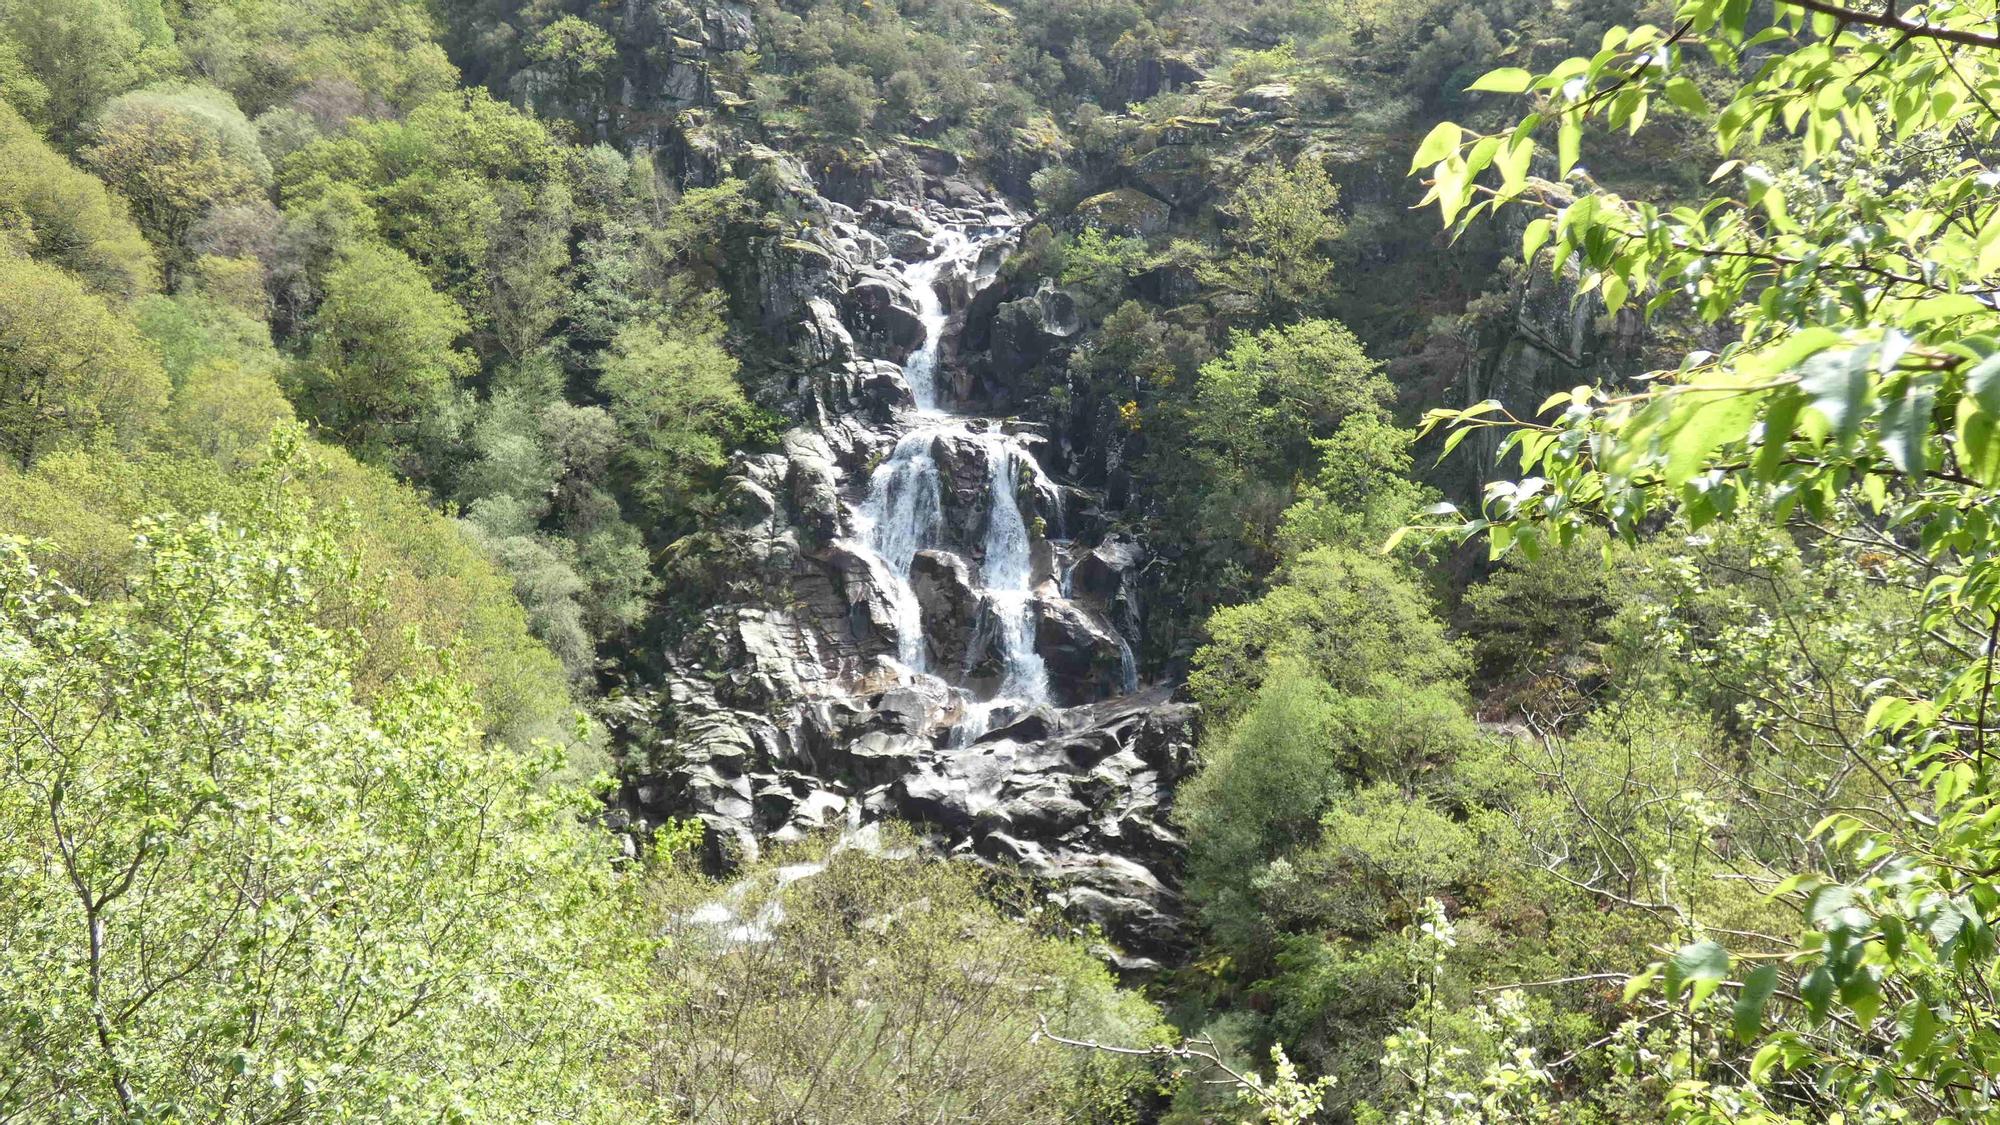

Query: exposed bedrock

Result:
[616,153,1192,960]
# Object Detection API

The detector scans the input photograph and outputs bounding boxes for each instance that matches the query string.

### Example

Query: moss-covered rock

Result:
[1073,187,1172,236]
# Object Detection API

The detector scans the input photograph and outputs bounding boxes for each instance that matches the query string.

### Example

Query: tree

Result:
[1058,225,1148,317]
[277,89,564,328]
[1415,4,2000,1119]
[1189,546,1467,729]
[1190,319,1391,492]
[1175,662,1348,942]
[1276,415,1439,557]
[0,0,148,141]
[522,14,615,108]
[166,358,295,466]
[297,239,474,454]
[485,181,572,359]
[797,65,880,135]
[0,101,156,298]
[1203,155,1345,318]
[597,311,761,524]
[81,84,271,266]
[0,514,647,1119]
[0,253,168,466]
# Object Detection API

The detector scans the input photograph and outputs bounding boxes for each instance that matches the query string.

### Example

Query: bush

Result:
[797,65,879,135]
[0,514,646,1119]
[645,834,1169,1123]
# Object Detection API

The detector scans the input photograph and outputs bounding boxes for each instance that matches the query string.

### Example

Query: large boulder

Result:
[1072,187,1172,236]
[1231,82,1297,115]
[795,296,856,367]
[840,275,926,361]
[1066,533,1145,651]
[989,282,1081,401]
[1034,598,1134,706]
[909,549,979,672]
[1127,126,1217,209]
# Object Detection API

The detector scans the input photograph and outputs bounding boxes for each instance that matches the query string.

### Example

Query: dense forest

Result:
[5,0,2000,1120]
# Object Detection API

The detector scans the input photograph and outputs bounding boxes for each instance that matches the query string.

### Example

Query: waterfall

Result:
[977,438,1050,704]
[840,215,1116,730]
[852,429,942,671]
[1113,631,1139,695]
[899,229,970,411]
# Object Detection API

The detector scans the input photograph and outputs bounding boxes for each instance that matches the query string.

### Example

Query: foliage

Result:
[0,101,155,298]
[643,834,1169,1123]
[1189,545,1465,725]
[0,514,648,1120]
[797,65,879,136]
[1415,2,2000,1118]
[0,432,587,758]
[1277,415,1441,557]
[0,251,168,467]
[598,308,766,526]
[1201,156,1345,320]
[1191,319,1391,493]
[0,0,151,140]
[81,83,270,266]
[295,239,475,458]
[1367,903,1554,1125]
[1059,225,1150,315]
[1459,532,1616,691]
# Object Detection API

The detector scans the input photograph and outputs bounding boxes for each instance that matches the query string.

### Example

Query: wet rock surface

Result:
[613,148,1198,959]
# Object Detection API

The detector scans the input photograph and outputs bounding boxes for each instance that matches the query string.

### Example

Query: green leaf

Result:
[1902,1002,1938,1062]
[1879,378,1936,477]
[1798,349,1872,444]
[1753,390,1804,482]
[1958,400,2000,484]
[1497,136,1535,190]
[1468,67,1535,94]
[1839,967,1882,1026]
[1738,327,1844,378]
[1669,940,1730,1005]
[1663,75,1708,114]
[1558,117,1582,176]
[1624,963,1664,1003]
[1966,353,2000,416]
[1749,1040,1786,1083]
[1733,963,1779,1042]
[1800,965,1834,1021]
[1666,393,1761,487]
[1522,217,1553,264]
[1409,122,1463,173]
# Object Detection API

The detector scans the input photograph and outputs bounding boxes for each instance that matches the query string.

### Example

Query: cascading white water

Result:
[898,229,970,411]
[975,437,1051,704]
[851,429,943,670]
[841,214,1142,736]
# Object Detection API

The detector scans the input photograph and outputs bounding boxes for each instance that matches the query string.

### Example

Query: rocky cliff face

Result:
[609,133,1198,965]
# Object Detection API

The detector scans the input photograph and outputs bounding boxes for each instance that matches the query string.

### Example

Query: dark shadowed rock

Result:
[909,550,978,670]
[1035,599,1132,705]
[840,275,925,360]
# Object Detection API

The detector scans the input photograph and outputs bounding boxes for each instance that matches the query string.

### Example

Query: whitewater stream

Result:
[662,199,1193,959]
[843,221,1056,737]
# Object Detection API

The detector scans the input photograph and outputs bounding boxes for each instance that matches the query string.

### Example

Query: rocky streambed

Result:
[613,176,1198,966]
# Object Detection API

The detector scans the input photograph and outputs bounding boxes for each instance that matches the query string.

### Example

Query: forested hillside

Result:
[5,0,2000,1120]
